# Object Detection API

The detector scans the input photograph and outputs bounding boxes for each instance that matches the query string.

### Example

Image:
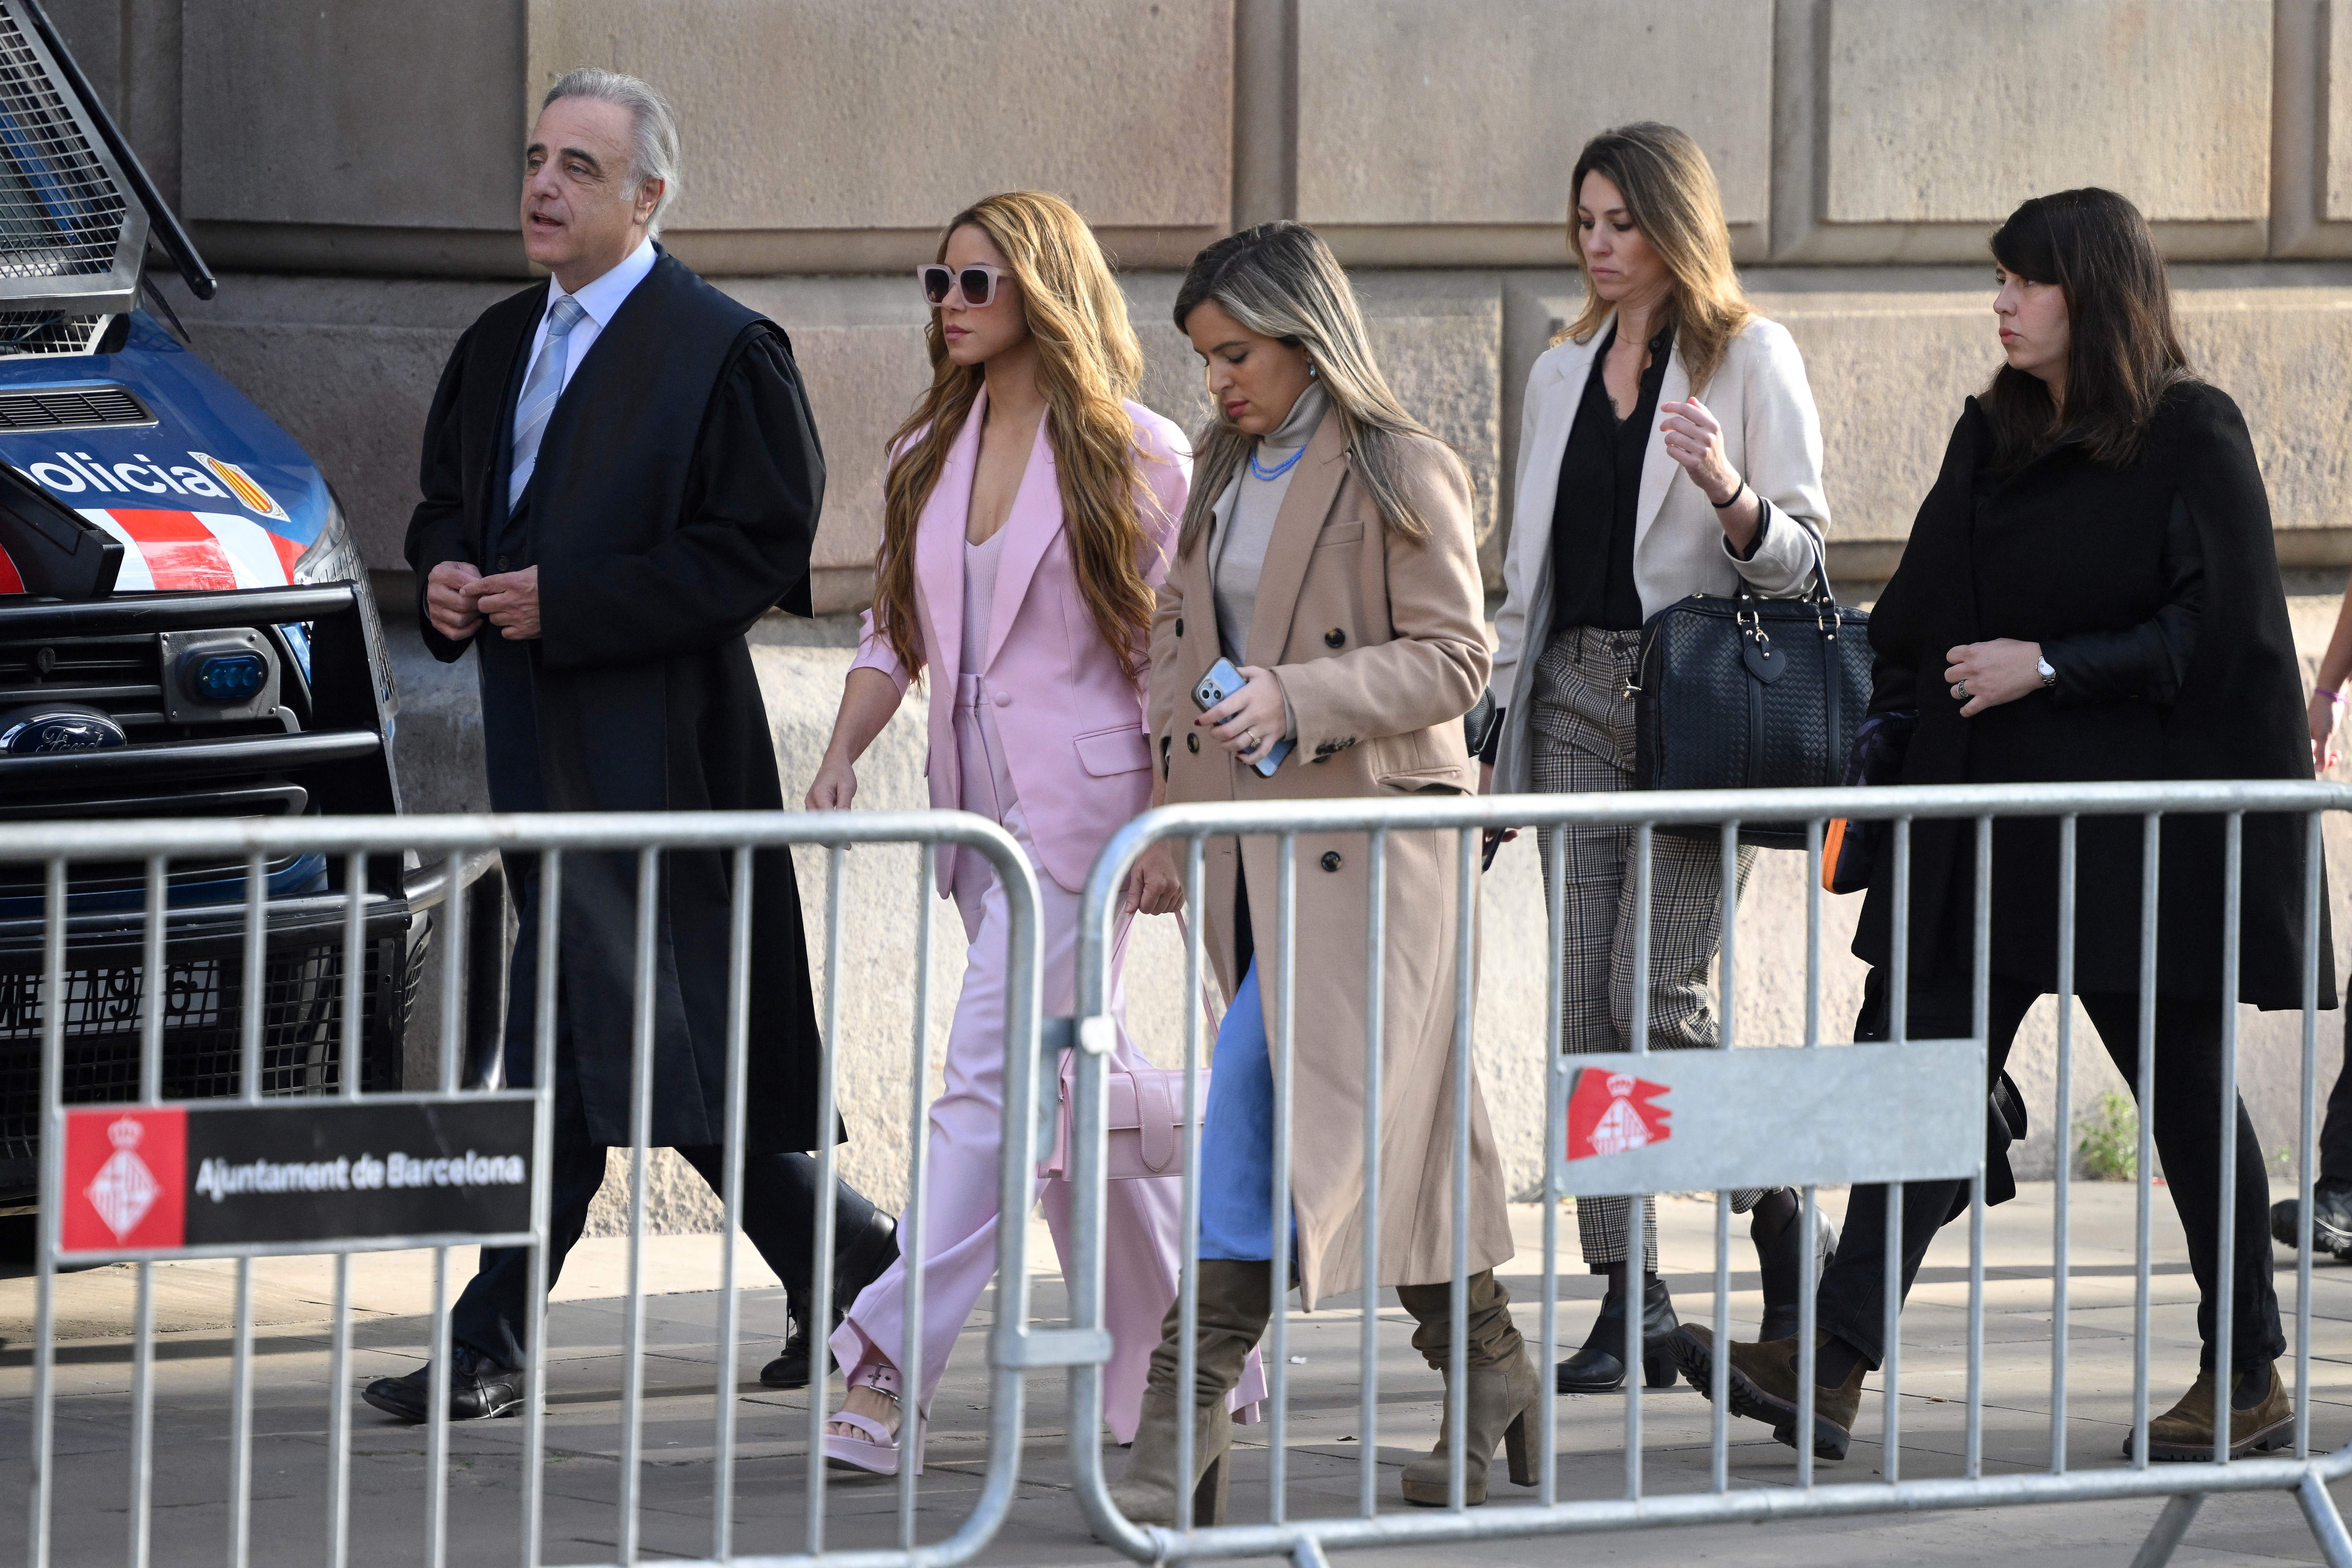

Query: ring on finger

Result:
[1952,680,1970,701]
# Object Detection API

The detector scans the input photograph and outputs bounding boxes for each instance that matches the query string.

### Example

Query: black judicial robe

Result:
[403,248,832,1151]
[1854,381,2332,1012]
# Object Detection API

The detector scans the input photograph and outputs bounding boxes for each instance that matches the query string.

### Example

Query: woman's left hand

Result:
[1123,840,1186,916]
[1197,665,1289,762]
[1943,639,2045,717]
[1660,397,1740,505]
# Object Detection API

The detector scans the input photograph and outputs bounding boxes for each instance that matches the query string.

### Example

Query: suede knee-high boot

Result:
[1107,1261,1275,1527]
[1393,1270,1541,1506]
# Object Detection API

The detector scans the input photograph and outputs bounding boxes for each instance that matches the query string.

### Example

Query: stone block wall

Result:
[61,0,2350,602]
[36,0,2352,1220]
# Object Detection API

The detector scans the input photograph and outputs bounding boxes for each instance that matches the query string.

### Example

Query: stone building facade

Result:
[44,0,2352,1209]
[55,0,2352,603]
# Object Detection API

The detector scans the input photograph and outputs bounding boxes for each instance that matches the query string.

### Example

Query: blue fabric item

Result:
[1198,960,1297,1263]
[507,295,587,508]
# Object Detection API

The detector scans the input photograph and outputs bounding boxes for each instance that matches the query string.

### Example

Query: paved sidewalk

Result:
[4,1184,2349,1566]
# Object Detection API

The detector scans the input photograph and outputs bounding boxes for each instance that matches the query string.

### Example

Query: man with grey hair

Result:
[376,70,895,1422]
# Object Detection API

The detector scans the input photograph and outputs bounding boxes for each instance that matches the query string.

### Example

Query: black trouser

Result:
[1816,971,2283,1373]
[449,1053,881,1368]
[449,863,885,1367]
[2318,1008,2352,1186]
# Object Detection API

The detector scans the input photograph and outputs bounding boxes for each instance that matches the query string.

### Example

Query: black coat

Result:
[1856,382,2333,1011]
[404,248,833,1150]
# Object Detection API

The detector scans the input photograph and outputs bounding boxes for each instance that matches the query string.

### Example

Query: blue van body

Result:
[0,310,420,1207]
[0,0,433,1220]
[0,311,328,554]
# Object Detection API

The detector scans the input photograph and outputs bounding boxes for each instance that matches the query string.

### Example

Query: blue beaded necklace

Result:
[1248,444,1306,482]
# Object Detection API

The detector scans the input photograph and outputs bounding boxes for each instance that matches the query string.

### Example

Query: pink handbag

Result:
[1039,912,1220,1181]
[1041,1063,1208,1181]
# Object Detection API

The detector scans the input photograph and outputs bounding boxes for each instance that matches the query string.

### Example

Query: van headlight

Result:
[294,493,399,722]
[294,495,364,590]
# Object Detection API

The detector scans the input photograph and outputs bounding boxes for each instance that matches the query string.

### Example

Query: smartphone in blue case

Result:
[1192,656,1292,777]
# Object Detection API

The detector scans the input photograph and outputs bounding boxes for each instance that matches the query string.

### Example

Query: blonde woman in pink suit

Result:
[806,190,1265,1474]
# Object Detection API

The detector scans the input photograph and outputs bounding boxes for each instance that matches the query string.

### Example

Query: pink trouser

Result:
[833,677,1264,1442]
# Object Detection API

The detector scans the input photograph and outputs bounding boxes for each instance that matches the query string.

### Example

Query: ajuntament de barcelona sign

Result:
[53,1095,540,1259]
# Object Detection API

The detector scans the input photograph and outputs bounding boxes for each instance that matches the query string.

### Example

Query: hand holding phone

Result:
[1193,657,1293,778]
[1480,827,1517,871]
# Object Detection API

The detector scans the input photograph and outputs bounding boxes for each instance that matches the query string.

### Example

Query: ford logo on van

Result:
[0,703,128,756]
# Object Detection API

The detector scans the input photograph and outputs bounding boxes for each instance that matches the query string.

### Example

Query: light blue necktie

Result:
[507,294,588,510]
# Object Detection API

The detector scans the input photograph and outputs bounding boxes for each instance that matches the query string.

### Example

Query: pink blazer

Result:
[853,391,1189,892]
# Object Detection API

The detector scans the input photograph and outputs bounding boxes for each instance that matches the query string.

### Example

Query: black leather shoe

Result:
[761,1312,817,1390]
[1756,1200,1838,1343]
[2272,1181,2352,1257]
[760,1211,901,1389]
[361,1343,526,1423]
[1555,1279,1679,1394]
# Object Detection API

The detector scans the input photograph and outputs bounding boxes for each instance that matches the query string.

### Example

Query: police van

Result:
[0,2,439,1215]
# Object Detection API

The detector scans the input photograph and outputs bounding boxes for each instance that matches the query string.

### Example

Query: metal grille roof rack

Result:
[0,1,141,317]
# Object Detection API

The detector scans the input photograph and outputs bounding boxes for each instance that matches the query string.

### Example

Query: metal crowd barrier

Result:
[1065,779,2352,1568]
[16,808,1057,1568]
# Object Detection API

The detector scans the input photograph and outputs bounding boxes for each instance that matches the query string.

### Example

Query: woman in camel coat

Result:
[1111,221,1527,1524]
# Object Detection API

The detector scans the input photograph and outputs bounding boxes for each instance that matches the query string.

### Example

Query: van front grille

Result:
[0,922,424,1175]
[0,632,161,696]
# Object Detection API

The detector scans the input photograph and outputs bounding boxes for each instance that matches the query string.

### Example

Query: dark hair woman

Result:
[1674,188,2333,1465]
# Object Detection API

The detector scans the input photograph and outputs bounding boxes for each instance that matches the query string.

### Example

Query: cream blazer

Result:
[1489,312,1831,792]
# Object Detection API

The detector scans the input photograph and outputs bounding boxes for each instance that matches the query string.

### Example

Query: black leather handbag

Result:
[1630,587,1872,850]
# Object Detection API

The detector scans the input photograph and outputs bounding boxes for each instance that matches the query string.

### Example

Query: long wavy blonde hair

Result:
[1171,220,1463,558]
[873,191,1157,677]
[1558,122,1752,393]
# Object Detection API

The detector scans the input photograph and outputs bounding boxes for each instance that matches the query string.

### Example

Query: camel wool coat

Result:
[1146,406,1513,1308]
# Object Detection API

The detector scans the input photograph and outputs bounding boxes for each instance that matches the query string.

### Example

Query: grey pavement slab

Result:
[4,1187,2350,1565]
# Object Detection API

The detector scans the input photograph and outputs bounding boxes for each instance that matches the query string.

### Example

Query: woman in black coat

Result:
[1674,188,2331,1464]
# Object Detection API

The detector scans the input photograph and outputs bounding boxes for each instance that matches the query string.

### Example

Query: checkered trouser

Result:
[1529,627,1766,1272]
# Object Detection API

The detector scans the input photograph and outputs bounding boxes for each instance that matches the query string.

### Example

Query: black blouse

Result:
[1550,322,1671,632]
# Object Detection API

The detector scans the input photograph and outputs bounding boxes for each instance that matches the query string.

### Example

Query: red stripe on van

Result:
[109,508,237,591]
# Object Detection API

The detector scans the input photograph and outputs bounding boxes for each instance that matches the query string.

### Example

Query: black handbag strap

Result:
[1746,657,1766,790]
[1818,595,1849,787]
[1821,609,1843,786]
[1732,581,1851,788]
[1734,572,1845,615]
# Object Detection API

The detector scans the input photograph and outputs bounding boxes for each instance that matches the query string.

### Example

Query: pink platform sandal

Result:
[822,1360,926,1477]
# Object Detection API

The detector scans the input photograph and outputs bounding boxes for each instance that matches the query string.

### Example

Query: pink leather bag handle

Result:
[1038,911,1216,1180]
[1135,1072,1178,1174]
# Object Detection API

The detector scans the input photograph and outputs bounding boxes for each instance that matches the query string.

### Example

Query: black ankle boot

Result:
[1753,1193,1836,1344]
[1555,1277,1678,1394]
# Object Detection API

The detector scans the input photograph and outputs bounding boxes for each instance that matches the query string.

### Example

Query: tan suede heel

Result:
[1400,1344,1543,1506]
[1108,1385,1232,1526]
[1108,1260,1277,1529]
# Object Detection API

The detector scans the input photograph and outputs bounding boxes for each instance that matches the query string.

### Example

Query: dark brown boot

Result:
[1107,1261,1274,1527]
[1394,1271,1541,1506]
[2138,1362,2293,1461]
[1670,1324,1865,1461]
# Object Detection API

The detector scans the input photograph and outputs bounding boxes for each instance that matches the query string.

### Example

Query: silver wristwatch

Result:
[2036,655,2057,689]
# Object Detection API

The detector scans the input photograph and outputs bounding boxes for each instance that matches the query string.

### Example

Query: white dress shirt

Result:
[516,235,658,403]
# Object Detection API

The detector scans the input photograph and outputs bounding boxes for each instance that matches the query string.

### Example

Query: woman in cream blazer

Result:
[1485,124,1833,1401]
